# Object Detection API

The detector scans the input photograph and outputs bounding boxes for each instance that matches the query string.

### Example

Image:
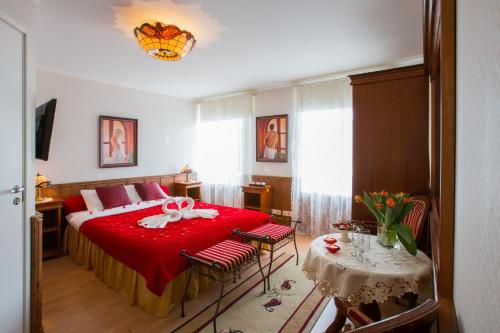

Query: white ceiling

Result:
[35,0,423,100]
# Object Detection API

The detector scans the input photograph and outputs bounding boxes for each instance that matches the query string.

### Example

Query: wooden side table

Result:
[174,181,202,201]
[241,185,272,213]
[35,198,64,260]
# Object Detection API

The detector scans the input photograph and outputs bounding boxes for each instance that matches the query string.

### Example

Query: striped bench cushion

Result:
[247,223,295,242]
[402,200,426,238]
[194,240,258,272]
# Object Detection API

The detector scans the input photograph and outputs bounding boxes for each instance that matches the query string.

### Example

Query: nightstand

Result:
[174,181,202,201]
[241,185,273,213]
[35,198,64,260]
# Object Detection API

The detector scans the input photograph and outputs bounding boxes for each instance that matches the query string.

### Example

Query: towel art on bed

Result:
[137,196,218,228]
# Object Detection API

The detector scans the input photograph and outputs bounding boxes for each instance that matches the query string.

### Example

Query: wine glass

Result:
[349,221,359,241]
[328,222,336,234]
[358,229,371,263]
[350,226,362,257]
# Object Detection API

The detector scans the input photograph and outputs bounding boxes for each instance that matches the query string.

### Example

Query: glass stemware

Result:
[358,229,371,263]
[350,226,362,257]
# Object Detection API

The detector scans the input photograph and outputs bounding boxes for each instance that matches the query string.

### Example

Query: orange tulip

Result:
[375,203,383,209]
[381,191,388,197]
[354,195,363,203]
[403,197,412,204]
[387,198,396,208]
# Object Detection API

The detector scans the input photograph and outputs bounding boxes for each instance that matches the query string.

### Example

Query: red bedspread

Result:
[78,202,269,296]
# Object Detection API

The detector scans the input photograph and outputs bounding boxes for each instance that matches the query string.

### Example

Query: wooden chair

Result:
[326,297,439,333]
[401,195,429,248]
[325,297,380,332]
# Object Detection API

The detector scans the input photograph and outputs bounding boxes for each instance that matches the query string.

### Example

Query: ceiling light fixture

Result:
[133,22,196,61]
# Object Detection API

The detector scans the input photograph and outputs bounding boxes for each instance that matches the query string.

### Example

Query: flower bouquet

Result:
[332,221,353,243]
[354,191,417,255]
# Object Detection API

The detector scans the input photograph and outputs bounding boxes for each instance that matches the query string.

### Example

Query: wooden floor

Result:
[42,234,320,333]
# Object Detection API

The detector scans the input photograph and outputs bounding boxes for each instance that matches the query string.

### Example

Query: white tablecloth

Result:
[302,233,433,306]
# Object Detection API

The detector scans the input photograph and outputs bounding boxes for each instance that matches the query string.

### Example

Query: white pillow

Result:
[80,189,104,211]
[124,185,142,203]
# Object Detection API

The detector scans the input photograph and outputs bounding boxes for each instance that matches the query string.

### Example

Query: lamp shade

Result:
[35,173,49,187]
[134,22,196,61]
[181,164,192,174]
[35,173,52,203]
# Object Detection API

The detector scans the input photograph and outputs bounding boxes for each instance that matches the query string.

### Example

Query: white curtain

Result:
[291,79,353,236]
[196,94,253,207]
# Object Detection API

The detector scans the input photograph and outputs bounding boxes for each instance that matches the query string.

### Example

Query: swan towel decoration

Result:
[137,196,218,228]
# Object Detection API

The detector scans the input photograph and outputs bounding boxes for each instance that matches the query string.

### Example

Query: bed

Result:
[58,176,269,317]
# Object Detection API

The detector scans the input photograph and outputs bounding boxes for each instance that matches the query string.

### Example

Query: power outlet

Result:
[271,209,282,215]
[282,210,292,217]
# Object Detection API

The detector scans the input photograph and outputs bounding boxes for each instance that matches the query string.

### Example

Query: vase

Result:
[377,224,397,248]
[339,229,351,243]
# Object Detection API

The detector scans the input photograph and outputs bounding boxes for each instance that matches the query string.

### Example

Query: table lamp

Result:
[180,164,192,182]
[35,173,52,203]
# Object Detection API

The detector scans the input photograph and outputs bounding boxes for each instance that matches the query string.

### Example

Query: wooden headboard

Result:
[41,173,187,200]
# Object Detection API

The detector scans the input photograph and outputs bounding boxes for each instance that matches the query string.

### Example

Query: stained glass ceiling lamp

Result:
[133,22,196,61]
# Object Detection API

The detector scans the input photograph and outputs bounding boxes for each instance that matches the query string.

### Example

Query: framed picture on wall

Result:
[99,116,138,168]
[256,114,288,162]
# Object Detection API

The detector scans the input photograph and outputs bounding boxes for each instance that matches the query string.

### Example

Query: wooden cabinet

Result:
[242,185,273,213]
[350,65,429,221]
[36,199,64,259]
[174,181,202,201]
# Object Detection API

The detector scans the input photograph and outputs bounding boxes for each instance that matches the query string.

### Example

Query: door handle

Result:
[10,185,25,193]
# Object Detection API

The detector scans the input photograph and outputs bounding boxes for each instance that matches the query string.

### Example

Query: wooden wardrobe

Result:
[350,65,430,221]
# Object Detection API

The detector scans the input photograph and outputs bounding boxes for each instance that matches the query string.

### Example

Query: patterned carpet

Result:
[172,252,328,333]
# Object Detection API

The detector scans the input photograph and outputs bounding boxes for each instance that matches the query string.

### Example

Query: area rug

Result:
[171,253,328,333]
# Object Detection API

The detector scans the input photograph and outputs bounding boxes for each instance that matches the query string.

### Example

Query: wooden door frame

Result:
[424,0,458,330]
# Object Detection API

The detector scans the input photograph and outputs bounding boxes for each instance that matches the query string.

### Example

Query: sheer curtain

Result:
[291,78,353,236]
[195,94,253,207]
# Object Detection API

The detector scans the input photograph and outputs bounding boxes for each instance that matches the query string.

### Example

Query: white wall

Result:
[454,1,500,332]
[252,87,294,177]
[35,69,196,183]
[0,0,36,31]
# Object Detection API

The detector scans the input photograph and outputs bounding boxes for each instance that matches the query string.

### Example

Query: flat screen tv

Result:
[35,99,57,161]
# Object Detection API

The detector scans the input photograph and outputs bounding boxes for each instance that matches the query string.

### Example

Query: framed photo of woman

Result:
[99,116,138,168]
[256,114,288,162]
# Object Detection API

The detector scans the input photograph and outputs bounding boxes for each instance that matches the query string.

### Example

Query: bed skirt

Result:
[63,225,211,317]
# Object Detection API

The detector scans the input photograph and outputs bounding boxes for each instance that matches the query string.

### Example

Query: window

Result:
[195,94,252,207]
[195,118,244,186]
[298,107,352,195]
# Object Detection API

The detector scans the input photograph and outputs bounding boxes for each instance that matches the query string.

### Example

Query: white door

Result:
[0,17,25,333]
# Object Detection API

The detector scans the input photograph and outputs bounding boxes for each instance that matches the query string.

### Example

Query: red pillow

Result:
[159,185,171,196]
[95,185,131,209]
[134,183,168,201]
[63,195,87,215]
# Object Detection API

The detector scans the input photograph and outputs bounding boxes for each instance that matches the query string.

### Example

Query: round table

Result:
[302,233,433,306]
